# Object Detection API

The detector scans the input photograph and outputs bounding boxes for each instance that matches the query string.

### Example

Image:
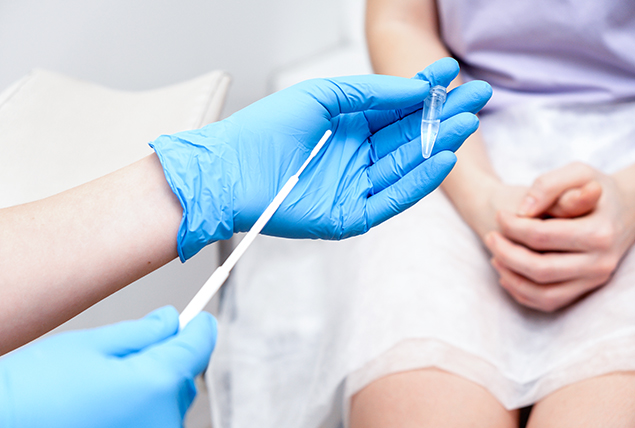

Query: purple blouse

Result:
[437,0,635,111]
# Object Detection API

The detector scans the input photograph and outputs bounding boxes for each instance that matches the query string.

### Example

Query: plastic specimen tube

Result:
[178,129,333,329]
[421,85,447,159]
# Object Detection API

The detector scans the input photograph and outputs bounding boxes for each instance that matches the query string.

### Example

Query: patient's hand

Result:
[485,162,635,312]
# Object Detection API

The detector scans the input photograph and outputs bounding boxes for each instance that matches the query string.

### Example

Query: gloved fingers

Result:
[363,107,422,135]
[366,151,457,228]
[302,74,430,118]
[411,58,492,121]
[145,312,218,379]
[367,81,490,160]
[88,306,180,356]
[368,113,479,194]
[311,59,459,129]
[441,80,492,120]
[363,77,488,134]
[413,57,461,89]
[367,109,421,162]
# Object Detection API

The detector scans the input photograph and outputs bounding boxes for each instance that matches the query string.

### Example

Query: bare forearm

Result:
[441,137,503,232]
[366,0,447,78]
[0,154,182,353]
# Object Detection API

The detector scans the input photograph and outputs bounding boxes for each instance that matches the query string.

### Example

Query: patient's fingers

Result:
[485,231,597,285]
[492,258,602,313]
[517,162,597,217]
[546,180,602,218]
[497,211,594,252]
[368,113,478,194]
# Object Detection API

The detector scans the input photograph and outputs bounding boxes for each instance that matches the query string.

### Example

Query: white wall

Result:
[0,0,345,116]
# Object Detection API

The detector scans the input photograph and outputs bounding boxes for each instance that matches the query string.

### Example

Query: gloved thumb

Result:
[303,75,431,117]
[87,306,180,356]
[145,312,218,378]
[412,57,460,89]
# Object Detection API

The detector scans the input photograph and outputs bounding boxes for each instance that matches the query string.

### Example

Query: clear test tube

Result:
[421,85,447,159]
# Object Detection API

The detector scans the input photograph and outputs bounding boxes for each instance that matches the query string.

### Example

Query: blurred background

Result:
[0,0,369,117]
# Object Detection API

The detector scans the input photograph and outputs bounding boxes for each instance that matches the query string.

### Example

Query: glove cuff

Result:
[150,125,235,261]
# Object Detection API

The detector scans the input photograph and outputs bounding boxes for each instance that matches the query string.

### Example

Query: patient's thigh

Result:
[349,368,519,428]
[527,371,635,428]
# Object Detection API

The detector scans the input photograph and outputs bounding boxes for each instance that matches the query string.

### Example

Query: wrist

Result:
[150,123,236,261]
[442,171,503,239]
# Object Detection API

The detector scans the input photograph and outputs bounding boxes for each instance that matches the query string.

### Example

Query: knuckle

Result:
[497,218,513,237]
[531,176,549,194]
[593,257,618,280]
[591,225,616,250]
[570,161,593,177]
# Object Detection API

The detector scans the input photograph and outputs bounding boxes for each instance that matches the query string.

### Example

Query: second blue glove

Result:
[0,307,217,428]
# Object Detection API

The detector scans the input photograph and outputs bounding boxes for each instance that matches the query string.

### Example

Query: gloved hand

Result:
[0,306,217,428]
[151,57,492,260]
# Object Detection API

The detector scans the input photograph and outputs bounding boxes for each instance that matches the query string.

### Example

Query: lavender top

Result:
[437,0,635,111]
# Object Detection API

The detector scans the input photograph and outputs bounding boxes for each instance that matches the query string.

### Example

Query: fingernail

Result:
[517,195,536,216]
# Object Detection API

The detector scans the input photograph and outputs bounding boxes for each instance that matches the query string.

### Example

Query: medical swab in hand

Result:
[421,85,447,159]
[178,129,332,329]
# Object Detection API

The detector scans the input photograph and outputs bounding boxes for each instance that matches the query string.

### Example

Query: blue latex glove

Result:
[151,58,492,261]
[0,306,217,428]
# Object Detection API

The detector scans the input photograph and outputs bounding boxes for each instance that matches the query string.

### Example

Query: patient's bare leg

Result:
[527,371,635,428]
[349,368,519,428]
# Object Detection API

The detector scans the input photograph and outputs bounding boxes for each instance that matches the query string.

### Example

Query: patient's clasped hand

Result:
[0,58,491,428]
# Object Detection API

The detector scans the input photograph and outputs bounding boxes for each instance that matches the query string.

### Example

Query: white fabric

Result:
[437,0,635,112]
[207,101,635,428]
[206,2,635,425]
